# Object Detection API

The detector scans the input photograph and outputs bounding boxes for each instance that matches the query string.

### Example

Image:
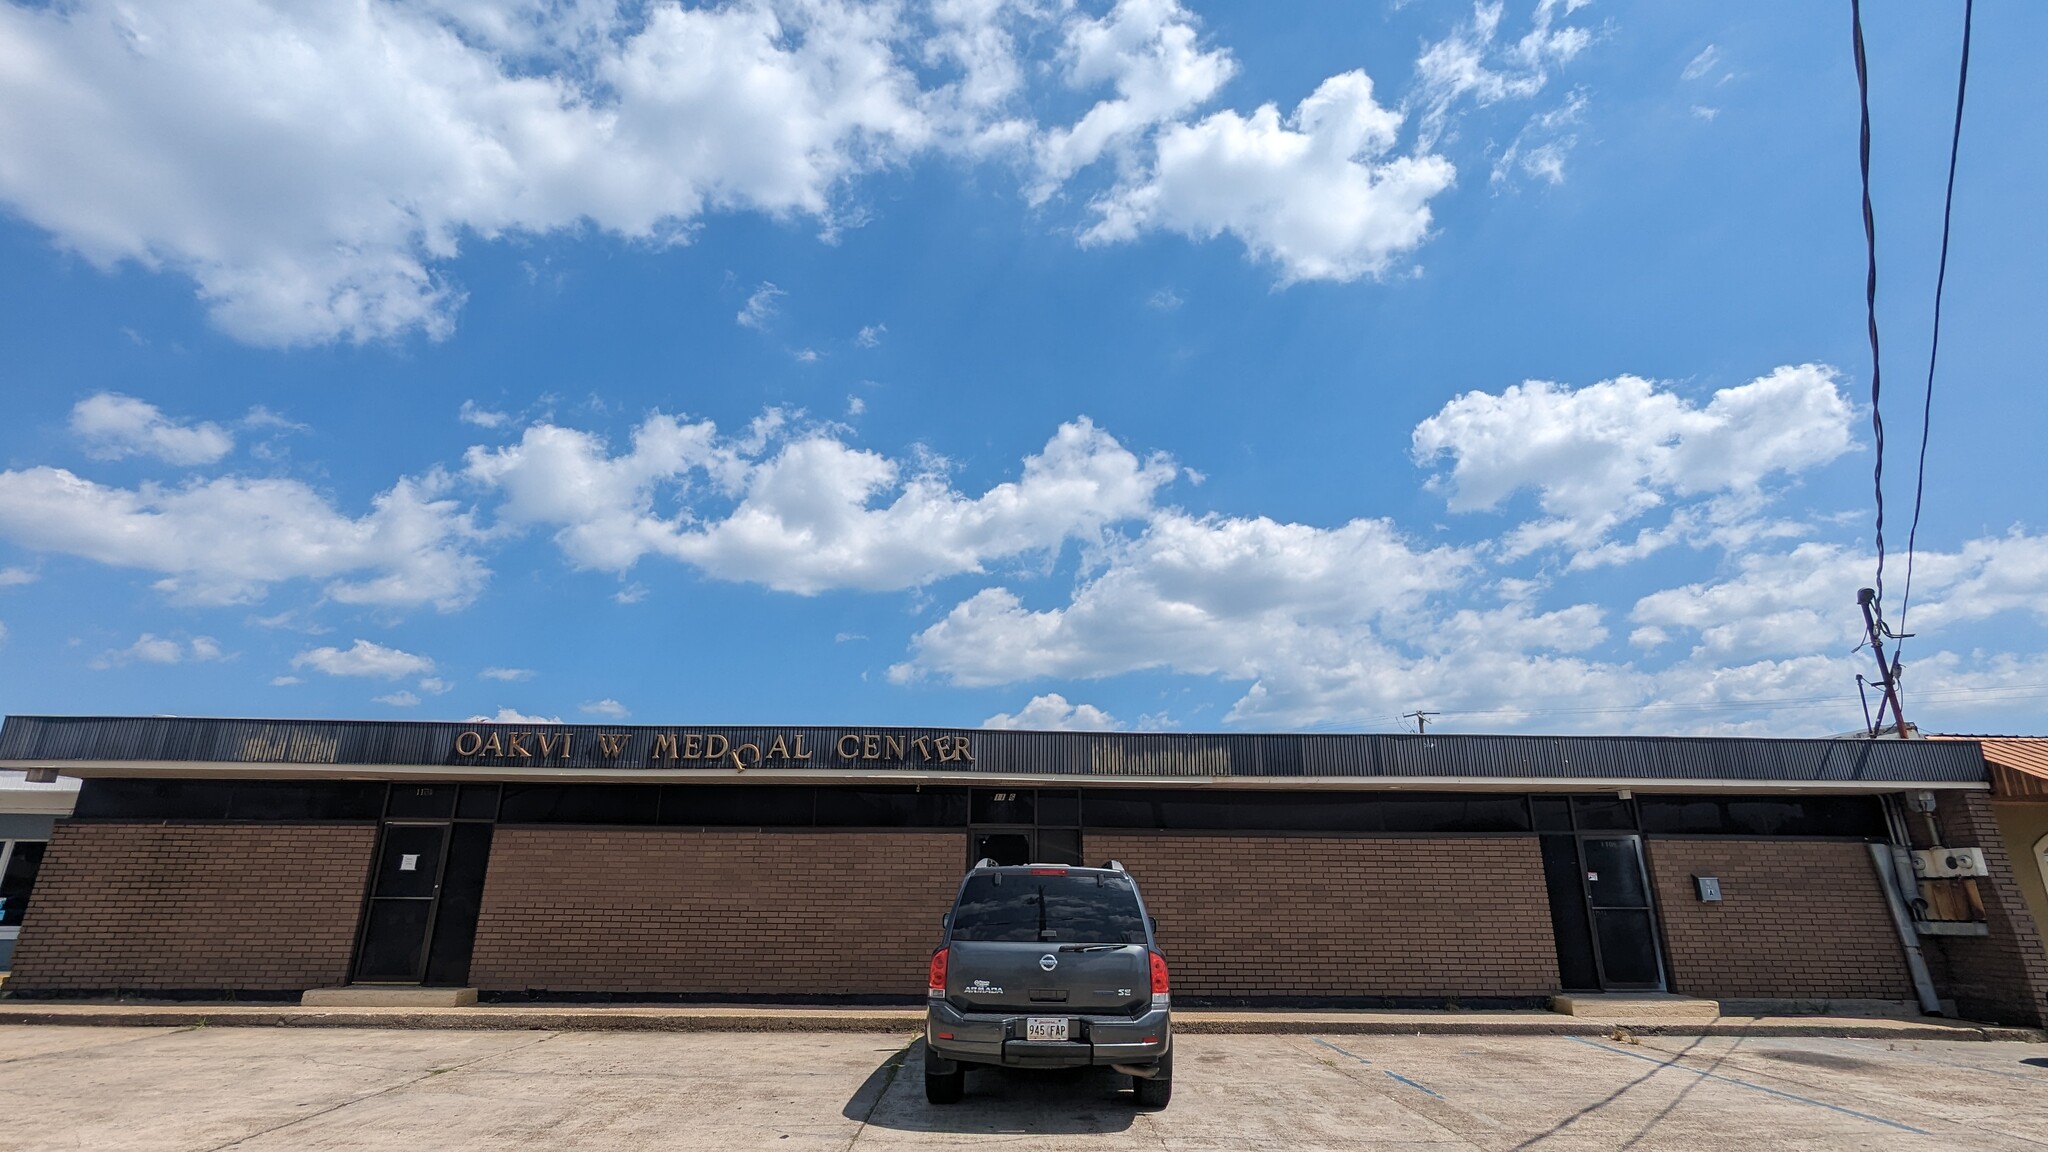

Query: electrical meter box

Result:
[1912,847,1990,878]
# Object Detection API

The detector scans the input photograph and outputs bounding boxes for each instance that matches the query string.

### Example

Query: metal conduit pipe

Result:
[1869,842,1944,1016]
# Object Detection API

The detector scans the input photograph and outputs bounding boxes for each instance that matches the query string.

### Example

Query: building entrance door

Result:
[355,822,448,982]
[351,782,498,986]
[1579,833,1665,990]
[967,788,1082,869]
[1533,795,1667,992]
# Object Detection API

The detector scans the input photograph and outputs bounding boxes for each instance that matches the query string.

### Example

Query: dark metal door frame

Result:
[351,819,455,984]
[1578,831,1666,992]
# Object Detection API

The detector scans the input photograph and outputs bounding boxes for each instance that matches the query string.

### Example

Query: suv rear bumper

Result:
[925,1001,1170,1070]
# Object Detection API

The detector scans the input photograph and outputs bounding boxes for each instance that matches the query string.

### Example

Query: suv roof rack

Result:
[1100,859,1127,873]
[971,857,998,871]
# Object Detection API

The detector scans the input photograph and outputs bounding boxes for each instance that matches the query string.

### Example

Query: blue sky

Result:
[1,0,2043,736]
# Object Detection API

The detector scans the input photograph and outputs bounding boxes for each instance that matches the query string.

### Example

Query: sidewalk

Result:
[1,1000,2038,1040]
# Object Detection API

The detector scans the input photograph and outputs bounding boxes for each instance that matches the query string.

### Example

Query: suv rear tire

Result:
[1132,1050,1172,1109]
[923,1046,965,1105]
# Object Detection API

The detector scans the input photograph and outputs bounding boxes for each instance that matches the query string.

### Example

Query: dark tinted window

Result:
[1638,795,1886,838]
[949,872,1146,944]
[498,784,659,824]
[230,780,384,821]
[456,784,501,821]
[1082,790,1531,833]
[662,785,815,827]
[73,778,382,821]
[1036,827,1083,865]
[386,783,458,819]
[1571,796,1636,831]
[1531,796,1573,832]
[971,789,1034,825]
[1037,791,1081,826]
[75,778,234,820]
[819,788,968,828]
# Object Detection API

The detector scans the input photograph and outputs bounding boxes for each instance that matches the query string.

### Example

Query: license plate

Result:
[1026,1017,1070,1042]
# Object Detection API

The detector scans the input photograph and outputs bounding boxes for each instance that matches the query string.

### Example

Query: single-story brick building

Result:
[2,715,2044,1025]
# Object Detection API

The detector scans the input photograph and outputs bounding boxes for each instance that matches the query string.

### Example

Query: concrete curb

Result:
[0,1004,2039,1042]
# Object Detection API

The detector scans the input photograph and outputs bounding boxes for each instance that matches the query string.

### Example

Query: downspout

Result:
[1869,843,1943,1016]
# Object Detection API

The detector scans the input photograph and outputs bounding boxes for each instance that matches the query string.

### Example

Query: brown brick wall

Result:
[468,828,960,995]
[1644,839,1912,1001]
[1093,835,1559,1000]
[1920,791,2048,1026]
[7,822,375,992]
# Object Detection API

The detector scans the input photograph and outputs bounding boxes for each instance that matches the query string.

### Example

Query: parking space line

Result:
[1383,1070,1445,1099]
[1566,1037,1928,1135]
[1310,1037,1371,1063]
[1311,1037,1445,1100]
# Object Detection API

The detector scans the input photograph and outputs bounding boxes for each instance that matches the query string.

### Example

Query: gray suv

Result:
[924,860,1172,1108]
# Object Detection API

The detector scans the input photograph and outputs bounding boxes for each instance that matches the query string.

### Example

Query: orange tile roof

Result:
[1933,736,2048,800]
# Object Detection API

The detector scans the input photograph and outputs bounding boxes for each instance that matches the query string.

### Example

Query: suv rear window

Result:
[949,873,1146,943]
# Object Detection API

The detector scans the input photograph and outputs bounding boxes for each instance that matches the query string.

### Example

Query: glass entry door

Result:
[1534,795,1667,993]
[968,788,1081,868]
[1579,833,1665,990]
[351,781,500,985]
[354,822,450,982]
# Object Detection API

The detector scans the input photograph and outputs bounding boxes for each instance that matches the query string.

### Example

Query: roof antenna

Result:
[1402,711,1438,734]
[1857,588,1913,737]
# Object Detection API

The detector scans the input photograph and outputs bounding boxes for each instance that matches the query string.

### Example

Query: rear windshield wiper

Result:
[1057,944,1124,953]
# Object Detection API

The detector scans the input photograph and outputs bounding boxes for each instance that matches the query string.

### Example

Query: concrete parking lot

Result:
[1,1025,2045,1151]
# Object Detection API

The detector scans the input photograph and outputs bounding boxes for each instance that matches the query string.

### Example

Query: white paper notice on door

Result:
[400,854,420,871]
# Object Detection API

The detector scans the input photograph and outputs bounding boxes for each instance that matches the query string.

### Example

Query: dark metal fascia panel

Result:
[0,716,1989,783]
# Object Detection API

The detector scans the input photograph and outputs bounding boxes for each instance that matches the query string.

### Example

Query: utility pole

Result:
[1857,587,1910,736]
[1402,711,1438,734]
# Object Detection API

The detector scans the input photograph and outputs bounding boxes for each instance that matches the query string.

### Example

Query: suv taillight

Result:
[928,946,950,998]
[1149,950,1170,1006]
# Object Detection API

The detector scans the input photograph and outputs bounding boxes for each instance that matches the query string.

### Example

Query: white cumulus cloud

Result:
[70,393,233,465]
[481,666,535,682]
[468,706,564,724]
[0,467,485,607]
[90,633,226,669]
[0,0,937,345]
[459,400,510,428]
[1412,364,1855,560]
[581,698,631,719]
[1085,71,1455,283]
[467,412,1176,594]
[293,638,435,679]
[1031,0,1236,197]
[983,693,1122,731]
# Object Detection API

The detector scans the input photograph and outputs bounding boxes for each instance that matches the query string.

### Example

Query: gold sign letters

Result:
[450,728,974,771]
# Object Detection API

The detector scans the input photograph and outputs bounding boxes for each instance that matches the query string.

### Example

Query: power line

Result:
[1897,0,1974,650]
[1287,680,2048,733]
[1851,0,1888,613]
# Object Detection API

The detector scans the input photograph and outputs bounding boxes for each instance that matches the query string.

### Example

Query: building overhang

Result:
[0,715,1993,795]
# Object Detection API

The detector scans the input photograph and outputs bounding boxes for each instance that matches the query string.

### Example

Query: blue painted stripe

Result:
[1567,1037,1928,1135]
[1311,1037,1443,1099]
[1310,1037,1371,1064]
[1384,1070,1444,1099]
